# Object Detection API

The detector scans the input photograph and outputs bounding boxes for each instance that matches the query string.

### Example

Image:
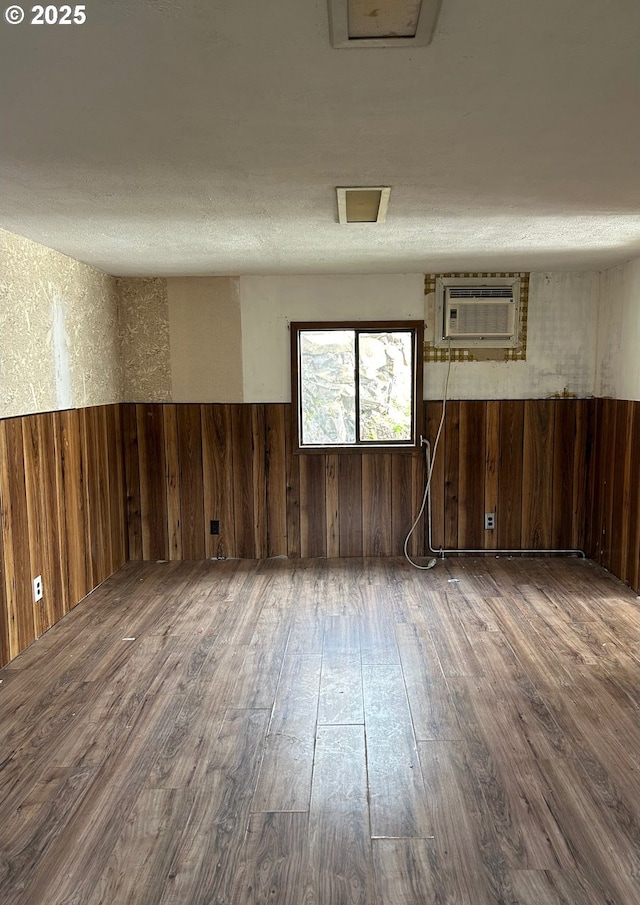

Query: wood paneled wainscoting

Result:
[586,397,640,593]
[0,405,127,666]
[3,398,637,665]
[123,399,596,566]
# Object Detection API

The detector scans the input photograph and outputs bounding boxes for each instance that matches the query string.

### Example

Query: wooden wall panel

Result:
[338,455,363,557]
[122,403,142,561]
[177,404,205,560]
[391,454,413,556]
[82,406,112,586]
[0,405,127,666]
[424,401,446,551]
[137,404,169,561]
[163,404,183,561]
[551,400,576,549]
[265,405,288,558]
[571,399,589,551]
[106,405,127,570]
[57,408,91,604]
[251,405,268,560]
[586,398,640,593]
[0,418,33,659]
[443,400,460,550]
[458,401,486,549]
[231,404,257,559]
[122,400,599,568]
[484,402,500,551]
[496,401,524,549]
[202,404,235,559]
[362,454,392,556]
[521,400,555,549]
[22,413,64,636]
[326,455,340,558]
[299,454,327,558]
[284,408,301,559]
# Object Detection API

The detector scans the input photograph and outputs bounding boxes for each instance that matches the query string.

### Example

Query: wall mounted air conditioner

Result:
[434,277,521,349]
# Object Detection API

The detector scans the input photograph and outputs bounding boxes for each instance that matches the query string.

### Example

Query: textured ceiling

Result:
[1,0,639,275]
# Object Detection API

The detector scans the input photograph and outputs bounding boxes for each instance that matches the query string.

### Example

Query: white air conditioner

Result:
[435,278,521,348]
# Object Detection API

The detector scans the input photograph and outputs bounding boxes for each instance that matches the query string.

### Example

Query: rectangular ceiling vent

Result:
[336,186,391,224]
[435,277,521,349]
[328,0,443,48]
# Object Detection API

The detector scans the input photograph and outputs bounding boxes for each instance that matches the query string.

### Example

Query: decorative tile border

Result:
[424,272,529,362]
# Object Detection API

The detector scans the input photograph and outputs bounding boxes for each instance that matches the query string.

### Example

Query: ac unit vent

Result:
[445,294,515,339]
[448,287,513,300]
[434,277,521,349]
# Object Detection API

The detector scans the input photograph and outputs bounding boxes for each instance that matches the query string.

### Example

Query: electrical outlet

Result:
[484,513,496,531]
[33,575,43,602]
[210,520,220,535]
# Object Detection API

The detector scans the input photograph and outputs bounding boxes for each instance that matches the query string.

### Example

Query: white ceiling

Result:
[1,0,639,276]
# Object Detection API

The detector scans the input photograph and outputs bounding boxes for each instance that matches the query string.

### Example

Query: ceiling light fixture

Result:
[328,0,443,48]
[336,187,391,224]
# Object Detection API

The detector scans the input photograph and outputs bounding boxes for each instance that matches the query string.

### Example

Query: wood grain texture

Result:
[497,400,524,549]
[122,402,142,561]
[522,399,555,548]
[265,403,288,557]
[121,399,635,584]
[362,664,431,838]
[0,406,128,665]
[57,408,91,604]
[136,403,169,560]
[1,555,638,903]
[231,403,256,558]
[424,400,446,551]
[201,403,235,558]
[176,403,205,560]
[586,398,640,592]
[458,400,486,549]
[309,724,373,903]
[299,454,326,558]
[163,404,182,561]
[338,452,363,557]
[362,453,392,556]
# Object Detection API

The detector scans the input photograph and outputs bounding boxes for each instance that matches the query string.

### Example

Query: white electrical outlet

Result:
[33,575,43,602]
[484,513,496,531]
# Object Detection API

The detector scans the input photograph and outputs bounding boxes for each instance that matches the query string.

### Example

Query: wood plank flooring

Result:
[1,556,639,904]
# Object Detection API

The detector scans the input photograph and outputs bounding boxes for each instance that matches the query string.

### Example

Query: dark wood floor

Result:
[1,555,638,905]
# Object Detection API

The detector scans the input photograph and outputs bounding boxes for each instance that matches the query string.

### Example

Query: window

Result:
[291,320,423,452]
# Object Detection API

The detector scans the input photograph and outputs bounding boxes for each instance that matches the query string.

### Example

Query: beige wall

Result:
[116,277,171,402]
[167,277,243,403]
[0,229,120,419]
[240,274,425,402]
[239,272,600,402]
[596,257,640,401]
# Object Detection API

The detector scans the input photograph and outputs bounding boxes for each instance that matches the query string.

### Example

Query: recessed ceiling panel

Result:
[329,0,442,47]
[337,187,391,224]
[347,0,421,39]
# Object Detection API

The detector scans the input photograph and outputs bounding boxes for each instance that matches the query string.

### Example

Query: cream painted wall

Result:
[239,272,599,402]
[168,277,243,403]
[0,229,120,418]
[240,274,425,402]
[423,272,600,400]
[596,257,640,401]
